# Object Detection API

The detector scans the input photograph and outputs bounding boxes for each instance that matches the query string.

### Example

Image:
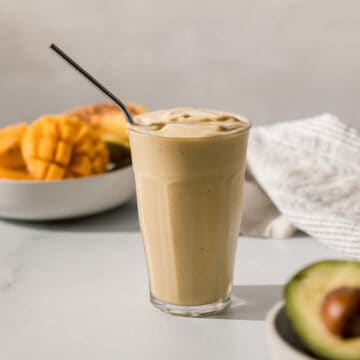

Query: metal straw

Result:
[50,43,134,124]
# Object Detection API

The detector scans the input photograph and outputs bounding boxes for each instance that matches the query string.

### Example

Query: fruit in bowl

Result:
[266,260,360,360]
[0,102,145,220]
[66,102,147,166]
[22,115,109,180]
[284,260,360,360]
[0,123,27,169]
[0,102,147,180]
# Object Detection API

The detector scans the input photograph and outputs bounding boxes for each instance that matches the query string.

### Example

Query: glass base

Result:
[150,293,231,317]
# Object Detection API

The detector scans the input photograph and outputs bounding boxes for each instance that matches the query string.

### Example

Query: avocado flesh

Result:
[101,134,131,167]
[285,260,360,360]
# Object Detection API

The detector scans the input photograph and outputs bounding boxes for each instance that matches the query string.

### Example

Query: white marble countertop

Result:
[0,197,339,360]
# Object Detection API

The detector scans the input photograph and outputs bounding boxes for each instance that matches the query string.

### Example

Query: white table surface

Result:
[0,196,339,360]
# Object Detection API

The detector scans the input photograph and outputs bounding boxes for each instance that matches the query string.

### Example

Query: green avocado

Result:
[102,134,131,167]
[285,260,360,360]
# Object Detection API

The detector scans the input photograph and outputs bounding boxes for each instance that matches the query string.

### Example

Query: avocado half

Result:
[285,260,360,360]
[101,133,131,167]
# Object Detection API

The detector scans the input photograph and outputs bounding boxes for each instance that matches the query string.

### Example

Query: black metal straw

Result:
[50,43,134,124]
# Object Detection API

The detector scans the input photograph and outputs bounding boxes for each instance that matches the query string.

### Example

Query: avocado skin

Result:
[285,260,360,360]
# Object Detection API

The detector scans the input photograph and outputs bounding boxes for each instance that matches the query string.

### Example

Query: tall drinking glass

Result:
[128,108,251,316]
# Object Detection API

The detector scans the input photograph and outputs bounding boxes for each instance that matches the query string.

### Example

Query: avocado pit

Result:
[321,286,360,339]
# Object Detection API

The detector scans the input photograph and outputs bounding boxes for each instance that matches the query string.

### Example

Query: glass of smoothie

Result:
[127,108,251,316]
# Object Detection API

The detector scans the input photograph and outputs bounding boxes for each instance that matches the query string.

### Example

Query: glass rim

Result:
[127,111,252,140]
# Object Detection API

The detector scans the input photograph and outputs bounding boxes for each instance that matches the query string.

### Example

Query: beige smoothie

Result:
[128,108,250,315]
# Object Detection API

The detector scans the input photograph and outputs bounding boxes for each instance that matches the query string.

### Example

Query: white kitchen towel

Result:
[241,114,360,257]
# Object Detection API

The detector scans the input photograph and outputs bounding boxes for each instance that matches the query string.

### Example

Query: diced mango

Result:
[22,115,108,180]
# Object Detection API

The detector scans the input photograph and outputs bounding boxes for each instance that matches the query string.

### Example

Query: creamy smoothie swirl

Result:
[129,107,251,138]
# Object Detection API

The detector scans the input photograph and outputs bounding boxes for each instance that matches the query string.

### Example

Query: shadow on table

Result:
[211,284,282,321]
[1,196,140,233]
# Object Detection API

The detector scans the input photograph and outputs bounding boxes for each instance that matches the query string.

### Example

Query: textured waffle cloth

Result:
[241,114,360,257]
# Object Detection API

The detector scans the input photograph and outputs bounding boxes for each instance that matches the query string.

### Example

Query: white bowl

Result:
[0,166,135,221]
[265,301,318,360]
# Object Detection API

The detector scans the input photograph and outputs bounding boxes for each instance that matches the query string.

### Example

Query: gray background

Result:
[1,0,359,127]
